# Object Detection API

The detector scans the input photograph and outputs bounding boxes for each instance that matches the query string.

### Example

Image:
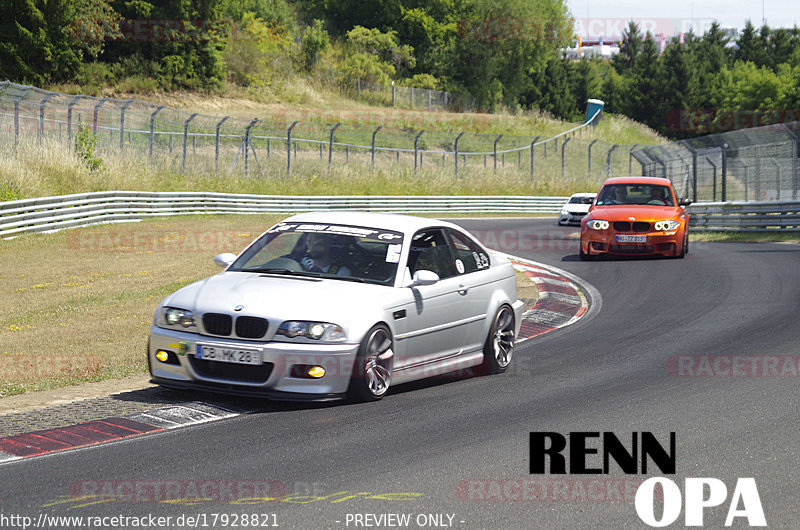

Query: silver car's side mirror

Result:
[213,253,237,268]
[411,269,439,287]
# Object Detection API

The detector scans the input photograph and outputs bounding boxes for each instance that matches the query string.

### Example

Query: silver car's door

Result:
[443,228,495,354]
[394,229,473,373]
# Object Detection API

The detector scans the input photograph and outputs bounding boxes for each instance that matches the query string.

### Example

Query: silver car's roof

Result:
[280,211,467,238]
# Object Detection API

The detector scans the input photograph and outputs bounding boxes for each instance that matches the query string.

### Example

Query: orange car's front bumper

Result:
[581,228,685,257]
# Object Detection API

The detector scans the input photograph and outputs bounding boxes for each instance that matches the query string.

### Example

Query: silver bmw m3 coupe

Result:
[148,211,523,401]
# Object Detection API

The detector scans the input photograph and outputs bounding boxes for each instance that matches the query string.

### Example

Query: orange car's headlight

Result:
[654,220,681,231]
[588,220,609,230]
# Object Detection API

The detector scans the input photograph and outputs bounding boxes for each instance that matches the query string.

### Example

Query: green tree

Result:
[337,26,415,87]
[448,0,572,111]
[300,19,330,71]
[0,0,82,84]
[735,20,762,65]
[612,21,644,75]
[656,38,699,136]
[103,0,226,90]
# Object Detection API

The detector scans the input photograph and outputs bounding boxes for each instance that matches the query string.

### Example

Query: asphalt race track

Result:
[1,217,799,529]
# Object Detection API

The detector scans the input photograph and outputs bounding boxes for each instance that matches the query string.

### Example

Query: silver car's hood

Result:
[163,271,400,324]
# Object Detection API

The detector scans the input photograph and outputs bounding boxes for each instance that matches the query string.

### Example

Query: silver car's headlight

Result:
[161,307,196,329]
[277,321,346,342]
[654,220,680,231]
[561,209,569,215]
[588,220,609,230]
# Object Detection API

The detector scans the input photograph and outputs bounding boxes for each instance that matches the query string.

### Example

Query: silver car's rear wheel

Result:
[348,325,394,401]
[481,305,515,374]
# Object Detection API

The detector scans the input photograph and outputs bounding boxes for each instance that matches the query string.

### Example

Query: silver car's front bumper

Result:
[148,326,361,400]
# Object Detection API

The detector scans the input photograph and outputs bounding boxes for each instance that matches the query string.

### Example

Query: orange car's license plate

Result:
[615,235,647,243]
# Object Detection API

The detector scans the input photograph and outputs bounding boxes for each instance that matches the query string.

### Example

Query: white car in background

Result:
[558,193,596,226]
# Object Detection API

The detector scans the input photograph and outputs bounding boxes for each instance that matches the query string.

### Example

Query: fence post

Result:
[754,146,761,200]
[721,144,728,202]
[38,93,56,145]
[149,106,165,163]
[530,137,539,182]
[628,143,639,174]
[683,142,697,202]
[392,83,395,106]
[787,129,799,200]
[287,121,299,175]
[182,113,198,173]
[454,132,465,177]
[588,139,599,177]
[214,116,229,173]
[561,137,571,179]
[772,158,781,200]
[410,87,413,108]
[371,125,382,172]
[427,89,432,111]
[606,144,619,177]
[357,79,361,98]
[706,157,718,201]
[67,96,83,150]
[93,99,107,135]
[414,131,424,173]
[328,122,341,171]
[119,99,134,153]
[238,118,257,177]
[493,134,503,173]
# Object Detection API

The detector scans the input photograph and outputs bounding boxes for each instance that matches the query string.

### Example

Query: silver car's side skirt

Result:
[394,314,486,341]
[391,350,484,385]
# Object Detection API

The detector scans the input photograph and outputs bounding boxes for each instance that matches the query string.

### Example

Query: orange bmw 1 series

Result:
[580,177,691,260]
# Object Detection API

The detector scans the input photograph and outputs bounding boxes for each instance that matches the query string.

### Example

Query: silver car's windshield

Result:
[229,223,404,286]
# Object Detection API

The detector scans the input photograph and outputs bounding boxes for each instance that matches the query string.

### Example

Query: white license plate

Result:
[615,235,647,243]
[196,344,261,365]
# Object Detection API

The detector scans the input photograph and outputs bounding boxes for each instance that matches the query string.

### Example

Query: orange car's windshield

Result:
[595,184,674,206]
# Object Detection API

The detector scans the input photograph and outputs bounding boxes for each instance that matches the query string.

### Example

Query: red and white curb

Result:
[505,254,600,342]
[0,403,239,464]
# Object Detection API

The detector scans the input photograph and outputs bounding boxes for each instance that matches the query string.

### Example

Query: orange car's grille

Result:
[612,221,651,232]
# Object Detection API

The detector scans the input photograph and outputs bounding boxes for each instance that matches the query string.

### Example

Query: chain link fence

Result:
[0,81,644,187]
[352,79,478,113]
[633,121,800,202]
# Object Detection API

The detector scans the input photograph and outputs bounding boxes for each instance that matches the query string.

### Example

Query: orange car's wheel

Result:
[580,242,593,261]
[676,230,688,259]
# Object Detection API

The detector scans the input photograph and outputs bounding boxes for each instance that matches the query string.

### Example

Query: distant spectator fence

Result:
[0,81,632,183]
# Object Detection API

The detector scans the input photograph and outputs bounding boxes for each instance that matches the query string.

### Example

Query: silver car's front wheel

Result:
[481,305,515,374]
[348,324,394,401]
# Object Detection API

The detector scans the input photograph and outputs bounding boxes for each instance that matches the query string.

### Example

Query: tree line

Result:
[1,1,798,138]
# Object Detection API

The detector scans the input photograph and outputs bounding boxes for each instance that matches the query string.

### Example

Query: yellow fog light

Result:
[307,366,326,379]
[156,350,171,363]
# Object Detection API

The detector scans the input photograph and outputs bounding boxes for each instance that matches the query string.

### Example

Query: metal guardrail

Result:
[5,192,798,238]
[688,200,800,231]
[0,192,568,238]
